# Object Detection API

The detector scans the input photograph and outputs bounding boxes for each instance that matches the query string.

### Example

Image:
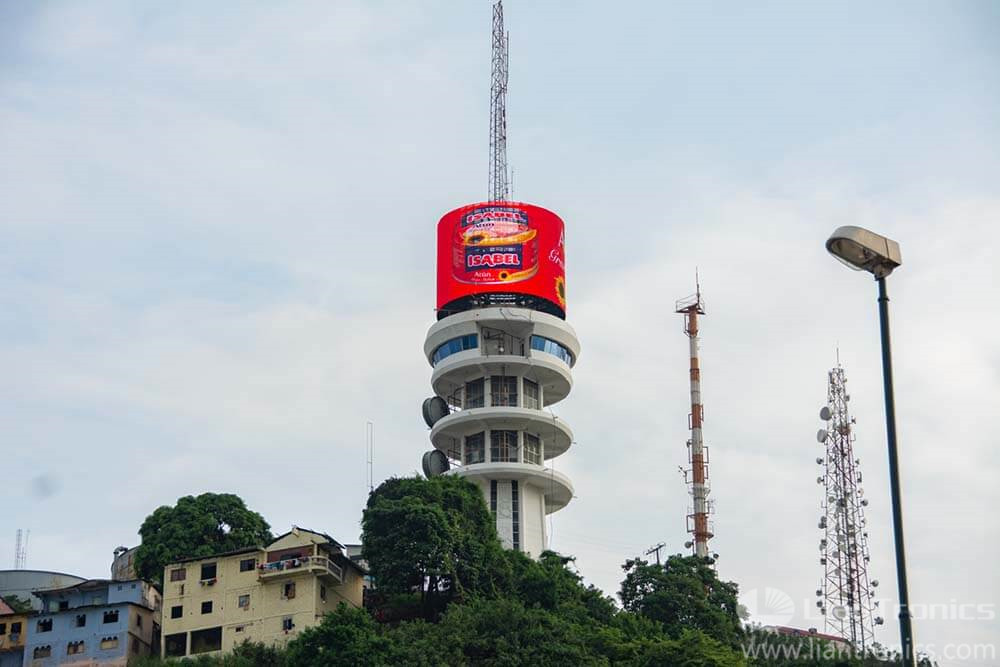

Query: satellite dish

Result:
[832,605,848,620]
[816,429,828,443]
[421,450,451,478]
[422,397,450,428]
[819,406,832,421]
[816,457,824,465]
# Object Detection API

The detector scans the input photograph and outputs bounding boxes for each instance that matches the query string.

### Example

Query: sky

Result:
[2,1,998,663]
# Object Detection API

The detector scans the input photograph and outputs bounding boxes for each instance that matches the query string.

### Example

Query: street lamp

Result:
[826,225,914,666]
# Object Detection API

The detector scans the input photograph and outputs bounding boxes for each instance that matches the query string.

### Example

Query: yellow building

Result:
[160,527,365,659]
[0,597,29,667]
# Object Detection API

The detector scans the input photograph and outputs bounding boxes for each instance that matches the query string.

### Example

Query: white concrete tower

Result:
[423,202,576,556]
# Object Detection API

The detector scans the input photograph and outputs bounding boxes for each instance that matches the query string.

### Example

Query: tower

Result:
[676,284,713,559]
[419,1,575,556]
[422,202,576,555]
[815,363,883,648]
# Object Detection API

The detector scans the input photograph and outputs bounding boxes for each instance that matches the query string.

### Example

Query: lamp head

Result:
[825,226,902,278]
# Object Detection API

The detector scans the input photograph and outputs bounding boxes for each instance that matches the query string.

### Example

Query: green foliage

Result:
[133,492,272,584]
[1,594,32,613]
[361,475,508,611]
[619,555,743,648]
[285,604,395,666]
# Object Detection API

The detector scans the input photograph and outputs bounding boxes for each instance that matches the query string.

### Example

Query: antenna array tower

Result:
[676,282,713,558]
[816,364,882,648]
[488,1,510,202]
[14,529,28,569]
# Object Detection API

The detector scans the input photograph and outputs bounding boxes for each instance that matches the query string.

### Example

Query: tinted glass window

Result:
[432,334,478,365]
[530,336,573,365]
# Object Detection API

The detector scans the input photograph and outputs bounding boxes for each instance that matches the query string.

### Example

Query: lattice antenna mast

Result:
[14,529,28,569]
[815,364,883,650]
[676,278,713,559]
[488,0,510,202]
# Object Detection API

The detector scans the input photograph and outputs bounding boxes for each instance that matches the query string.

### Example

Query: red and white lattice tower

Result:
[815,363,884,648]
[676,283,713,559]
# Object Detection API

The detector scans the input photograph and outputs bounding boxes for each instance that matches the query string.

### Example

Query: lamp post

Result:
[825,226,914,666]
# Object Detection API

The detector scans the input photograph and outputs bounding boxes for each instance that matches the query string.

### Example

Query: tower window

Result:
[511,480,520,551]
[465,432,485,465]
[523,433,541,465]
[490,376,518,407]
[490,430,518,462]
[523,379,539,409]
[464,379,485,409]
[530,335,573,365]
[432,334,479,365]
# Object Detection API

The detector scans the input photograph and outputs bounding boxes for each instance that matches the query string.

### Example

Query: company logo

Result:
[741,587,796,626]
[466,245,522,269]
[462,206,529,227]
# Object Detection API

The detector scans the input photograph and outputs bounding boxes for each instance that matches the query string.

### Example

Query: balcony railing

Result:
[258,556,343,583]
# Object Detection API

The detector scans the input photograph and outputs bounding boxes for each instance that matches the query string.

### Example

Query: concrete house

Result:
[160,527,364,659]
[0,597,28,667]
[23,579,160,666]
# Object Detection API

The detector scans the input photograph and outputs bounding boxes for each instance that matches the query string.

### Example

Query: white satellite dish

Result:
[422,397,450,428]
[421,450,451,478]
[832,605,848,620]
[816,429,828,443]
[819,406,833,421]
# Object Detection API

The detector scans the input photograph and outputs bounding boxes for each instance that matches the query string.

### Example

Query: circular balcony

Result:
[430,406,573,459]
[431,353,573,406]
[448,462,574,514]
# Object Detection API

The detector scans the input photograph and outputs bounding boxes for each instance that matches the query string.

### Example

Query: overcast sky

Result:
[2,1,998,664]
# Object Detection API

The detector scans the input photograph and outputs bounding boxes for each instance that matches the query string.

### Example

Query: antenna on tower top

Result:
[488,0,510,202]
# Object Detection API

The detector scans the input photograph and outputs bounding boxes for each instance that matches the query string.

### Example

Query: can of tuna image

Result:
[452,205,539,285]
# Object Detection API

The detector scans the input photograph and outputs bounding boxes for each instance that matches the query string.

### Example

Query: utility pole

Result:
[645,542,666,566]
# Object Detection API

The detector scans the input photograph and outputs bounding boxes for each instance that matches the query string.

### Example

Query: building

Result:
[160,527,364,659]
[0,572,86,613]
[423,202,578,556]
[110,549,139,583]
[0,598,28,667]
[23,579,160,666]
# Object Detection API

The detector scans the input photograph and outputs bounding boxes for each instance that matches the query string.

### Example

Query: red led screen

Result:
[437,202,566,317]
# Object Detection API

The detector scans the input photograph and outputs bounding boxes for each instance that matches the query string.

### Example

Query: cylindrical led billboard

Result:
[436,202,566,319]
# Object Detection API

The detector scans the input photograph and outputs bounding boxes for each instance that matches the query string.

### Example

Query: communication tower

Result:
[14,529,28,569]
[420,1,576,556]
[676,281,713,559]
[814,363,883,648]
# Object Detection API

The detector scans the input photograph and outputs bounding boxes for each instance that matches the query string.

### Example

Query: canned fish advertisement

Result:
[437,202,566,318]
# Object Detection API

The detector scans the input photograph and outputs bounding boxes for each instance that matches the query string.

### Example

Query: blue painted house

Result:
[24,580,160,666]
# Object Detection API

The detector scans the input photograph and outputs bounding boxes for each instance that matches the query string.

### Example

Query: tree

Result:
[1,594,32,613]
[619,555,743,648]
[285,604,395,667]
[133,493,272,584]
[361,475,508,613]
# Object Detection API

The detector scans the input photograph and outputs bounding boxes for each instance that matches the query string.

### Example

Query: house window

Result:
[282,583,296,600]
[0,623,5,634]
[490,429,518,462]
[200,563,217,580]
[67,640,85,655]
[170,606,183,619]
[58,600,70,611]
[282,617,294,632]
[164,633,186,658]
[523,433,541,465]
[100,636,119,650]
[201,601,213,614]
[523,379,540,409]
[238,594,250,609]
[10,622,20,634]
[75,614,87,628]
[320,585,327,602]
[191,626,222,654]
[33,646,51,659]
[178,584,185,595]
[239,558,257,572]
[37,618,52,633]
[464,379,485,408]
[169,568,186,582]
[103,610,119,624]
[235,625,245,633]
[490,376,518,407]
[136,614,143,628]
[464,432,485,465]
